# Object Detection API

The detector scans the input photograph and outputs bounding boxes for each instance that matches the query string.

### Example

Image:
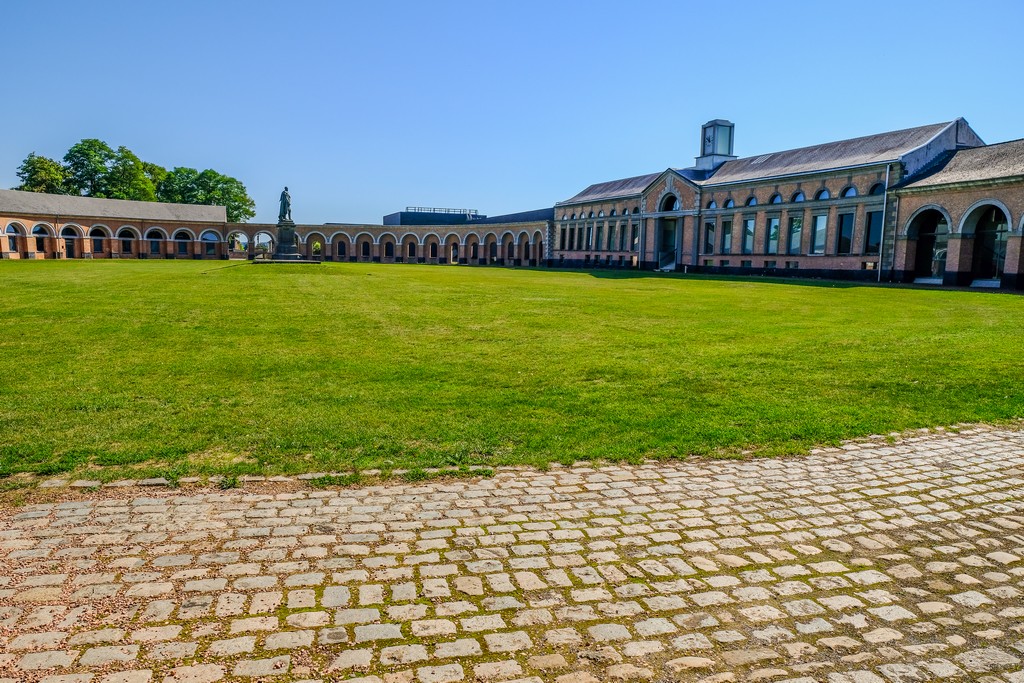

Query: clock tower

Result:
[695,119,736,171]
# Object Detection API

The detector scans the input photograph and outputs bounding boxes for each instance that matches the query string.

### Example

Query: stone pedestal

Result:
[272,220,302,261]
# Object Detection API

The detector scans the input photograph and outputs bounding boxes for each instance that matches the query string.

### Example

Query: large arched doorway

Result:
[657,194,680,269]
[227,231,249,259]
[484,234,498,264]
[306,232,327,261]
[907,209,949,281]
[254,231,275,258]
[444,235,461,264]
[401,234,418,263]
[61,226,81,258]
[965,205,1009,282]
[518,232,530,265]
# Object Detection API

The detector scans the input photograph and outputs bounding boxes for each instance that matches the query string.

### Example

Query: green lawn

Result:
[1,260,1022,481]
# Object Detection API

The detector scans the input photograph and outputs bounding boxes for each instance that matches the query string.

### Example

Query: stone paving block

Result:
[233,656,290,677]
[354,623,403,642]
[207,636,256,656]
[78,645,138,667]
[417,664,464,683]
[265,629,314,650]
[19,650,80,671]
[160,664,225,683]
[148,642,197,660]
[99,673,152,683]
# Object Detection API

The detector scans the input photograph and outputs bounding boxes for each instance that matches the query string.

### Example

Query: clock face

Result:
[704,133,714,153]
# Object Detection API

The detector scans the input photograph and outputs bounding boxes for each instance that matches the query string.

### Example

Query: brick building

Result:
[553,118,1024,289]
[3,117,1023,289]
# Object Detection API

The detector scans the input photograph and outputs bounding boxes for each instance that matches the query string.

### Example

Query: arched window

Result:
[707,200,717,209]
[200,231,219,256]
[384,242,394,258]
[815,189,831,201]
[724,199,735,209]
[588,211,595,219]
[173,230,191,255]
[561,214,567,221]
[609,209,617,217]
[770,193,782,204]
[89,227,106,254]
[841,186,858,198]
[361,241,370,257]
[6,223,24,252]
[660,195,680,212]
[869,183,885,196]
[598,210,604,218]
[32,225,50,253]
[118,228,136,254]
[570,213,576,220]
[623,208,630,216]
[145,229,164,255]
[631,206,640,215]
[791,191,805,203]
[746,196,758,206]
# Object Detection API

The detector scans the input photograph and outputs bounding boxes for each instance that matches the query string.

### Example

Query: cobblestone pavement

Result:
[2,428,1024,683]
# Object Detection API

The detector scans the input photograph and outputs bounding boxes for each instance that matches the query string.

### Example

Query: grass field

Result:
[1,260,1022,482]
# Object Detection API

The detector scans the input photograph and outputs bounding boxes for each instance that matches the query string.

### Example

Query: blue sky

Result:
[3,0,1022,224]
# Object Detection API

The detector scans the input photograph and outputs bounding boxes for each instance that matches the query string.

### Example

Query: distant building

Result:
[3,117,1022,288]
[382,207,483,226]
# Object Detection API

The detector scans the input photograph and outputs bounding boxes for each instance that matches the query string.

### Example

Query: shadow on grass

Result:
[560,267,1017,293]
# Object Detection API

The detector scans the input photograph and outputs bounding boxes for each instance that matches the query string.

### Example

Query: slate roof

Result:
[0,189,227,223]
[557,122,960,206]
[556,172,661,206]
[703,122,954,185]
[899,138,1024,189]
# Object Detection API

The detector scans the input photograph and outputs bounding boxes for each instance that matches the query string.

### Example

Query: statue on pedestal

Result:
[279,187,292,222]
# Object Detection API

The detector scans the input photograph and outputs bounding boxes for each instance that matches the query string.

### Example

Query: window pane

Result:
[864,211,882,255]
[766,217,780,255]
[837,213,854,254]
[721,220,732,254]
[812,215,827,254]
[742,218,754,254]
[788,216,803,254]
[703,222,715,254]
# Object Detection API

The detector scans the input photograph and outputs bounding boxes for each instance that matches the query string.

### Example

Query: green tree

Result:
[103,146,156,201]
[15,153,68,194]
[158,167,255,222]
[142,161,167,191]
[63,139,114,196]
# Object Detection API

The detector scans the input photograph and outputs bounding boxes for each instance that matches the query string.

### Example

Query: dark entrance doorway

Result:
[908,209,949,280]
[969,206,1009,281]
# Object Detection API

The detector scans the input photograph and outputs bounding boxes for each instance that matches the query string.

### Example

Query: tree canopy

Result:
[13,139,255,222]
